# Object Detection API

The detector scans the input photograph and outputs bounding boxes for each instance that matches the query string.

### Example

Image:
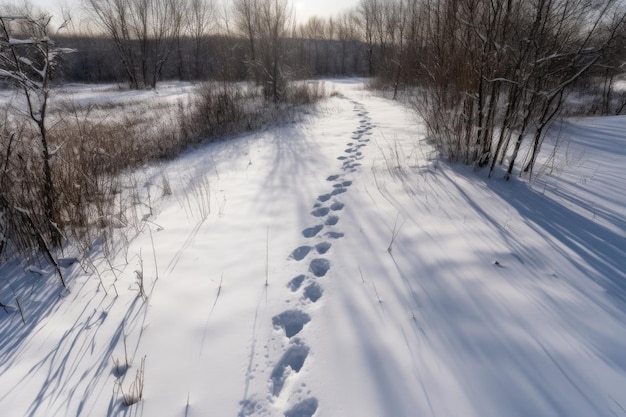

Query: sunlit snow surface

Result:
[1,80,625,417]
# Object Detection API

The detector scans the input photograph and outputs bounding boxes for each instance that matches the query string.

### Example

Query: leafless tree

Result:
[233,0,293,101]
[187,0,215,78]
[86,0,186,88]
[400,0,626,179]
[233,0,258,64]
[0,9,71,283]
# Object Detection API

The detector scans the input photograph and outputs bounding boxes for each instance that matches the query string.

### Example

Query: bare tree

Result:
[86,0,185,88]
[233,0,293,101]
[358,0,378,76]
[148,0,184,87]
[0,10,71,284]
[86,0,141,88]
[401,0,626,179]
[233,0,258,64]
[187,0,215,78]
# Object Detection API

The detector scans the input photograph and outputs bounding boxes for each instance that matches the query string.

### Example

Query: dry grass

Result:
[0,80,326,266]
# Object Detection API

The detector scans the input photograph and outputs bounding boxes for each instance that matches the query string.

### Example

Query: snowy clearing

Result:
[1,80,625,417]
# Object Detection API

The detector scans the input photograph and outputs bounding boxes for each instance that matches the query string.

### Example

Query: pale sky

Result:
[292,0,359,21]
[27,0,361,24]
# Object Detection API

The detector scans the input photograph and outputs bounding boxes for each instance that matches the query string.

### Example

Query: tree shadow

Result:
[0,254,148,417]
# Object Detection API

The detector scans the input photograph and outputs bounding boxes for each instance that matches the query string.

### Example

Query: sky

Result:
[27,0,361,24]
[292,0,360,20]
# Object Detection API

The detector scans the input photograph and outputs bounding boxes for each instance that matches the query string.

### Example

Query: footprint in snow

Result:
[238,398,261,416]
[285,398,319,417]
[325,231,344,239]
[330,202,344,211]
[272,310,311,338]
[318,194,331,203]
[311,207,330,217]
[331,188,346,196]
[326,175,340,181]
[271,341,309,397]
[309,258,330,277]
[290,246,312,261]
[302,225,323,238]
[315,242,331,254]
[303,282,323,303]
[342,180,352,187]
[288,275,306,292]
[337,156,348,160]
[325,216,339,226]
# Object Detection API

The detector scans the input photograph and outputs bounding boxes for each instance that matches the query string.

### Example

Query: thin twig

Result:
[15,296,25,324]
[265,226,269,287]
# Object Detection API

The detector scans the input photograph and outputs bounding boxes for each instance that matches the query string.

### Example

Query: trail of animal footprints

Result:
[259,101,373,416]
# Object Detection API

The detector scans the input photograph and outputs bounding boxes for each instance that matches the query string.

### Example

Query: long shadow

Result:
[501,182,626,302]
[0,257,72,370]
[443,166,626,307]
[0,254,148,417]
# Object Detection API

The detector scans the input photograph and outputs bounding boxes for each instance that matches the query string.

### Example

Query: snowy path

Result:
[2,80,626,417]
[123,88,381,417]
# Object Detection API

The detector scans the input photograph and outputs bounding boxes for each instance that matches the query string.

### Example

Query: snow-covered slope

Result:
[1,80,625,417]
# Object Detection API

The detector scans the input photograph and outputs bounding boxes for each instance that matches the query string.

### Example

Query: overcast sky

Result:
[27,0,360,24]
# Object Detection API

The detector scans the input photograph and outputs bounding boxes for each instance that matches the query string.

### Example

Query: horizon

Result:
[26,0,360,26]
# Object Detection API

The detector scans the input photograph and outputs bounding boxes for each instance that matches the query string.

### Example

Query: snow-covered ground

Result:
[1,80,625,417]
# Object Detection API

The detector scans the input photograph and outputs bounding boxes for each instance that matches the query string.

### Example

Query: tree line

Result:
[53,0,369,92]
[351,0,626,178]
[60,0,626,171]
[1,0,625,263]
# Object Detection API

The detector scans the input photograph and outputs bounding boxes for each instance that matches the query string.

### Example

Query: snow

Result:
[1,80,626,417]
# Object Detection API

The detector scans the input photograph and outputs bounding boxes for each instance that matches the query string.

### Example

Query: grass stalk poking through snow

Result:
[199,273,223,357]
[135,250,147,302]
[120,356,146,406]
[149,226,159,281]
[15,296,25,324]
[265,226,270,287]
[387,212,405,254]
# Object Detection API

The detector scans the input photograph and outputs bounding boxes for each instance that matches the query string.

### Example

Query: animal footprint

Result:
[315,242,331,254]
[311,207,330,217]
[285,398,319,417]
[326,175,339,181]
[325,231,344,239]
[290,246,312,261]
[271,341,309,396]
[325,216,339,226]
[330,202,344,211]
[318,194,331,203]
[309,258,330,277]
[302,225,323,238]
[303,283,323,303]
[272,310,311,338]
[288,275,306,292]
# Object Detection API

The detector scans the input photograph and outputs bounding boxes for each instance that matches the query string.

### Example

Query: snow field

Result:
[1,80,625,417]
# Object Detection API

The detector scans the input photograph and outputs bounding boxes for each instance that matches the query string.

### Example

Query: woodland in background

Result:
[1,0,626,264]
[58,0,626,176]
